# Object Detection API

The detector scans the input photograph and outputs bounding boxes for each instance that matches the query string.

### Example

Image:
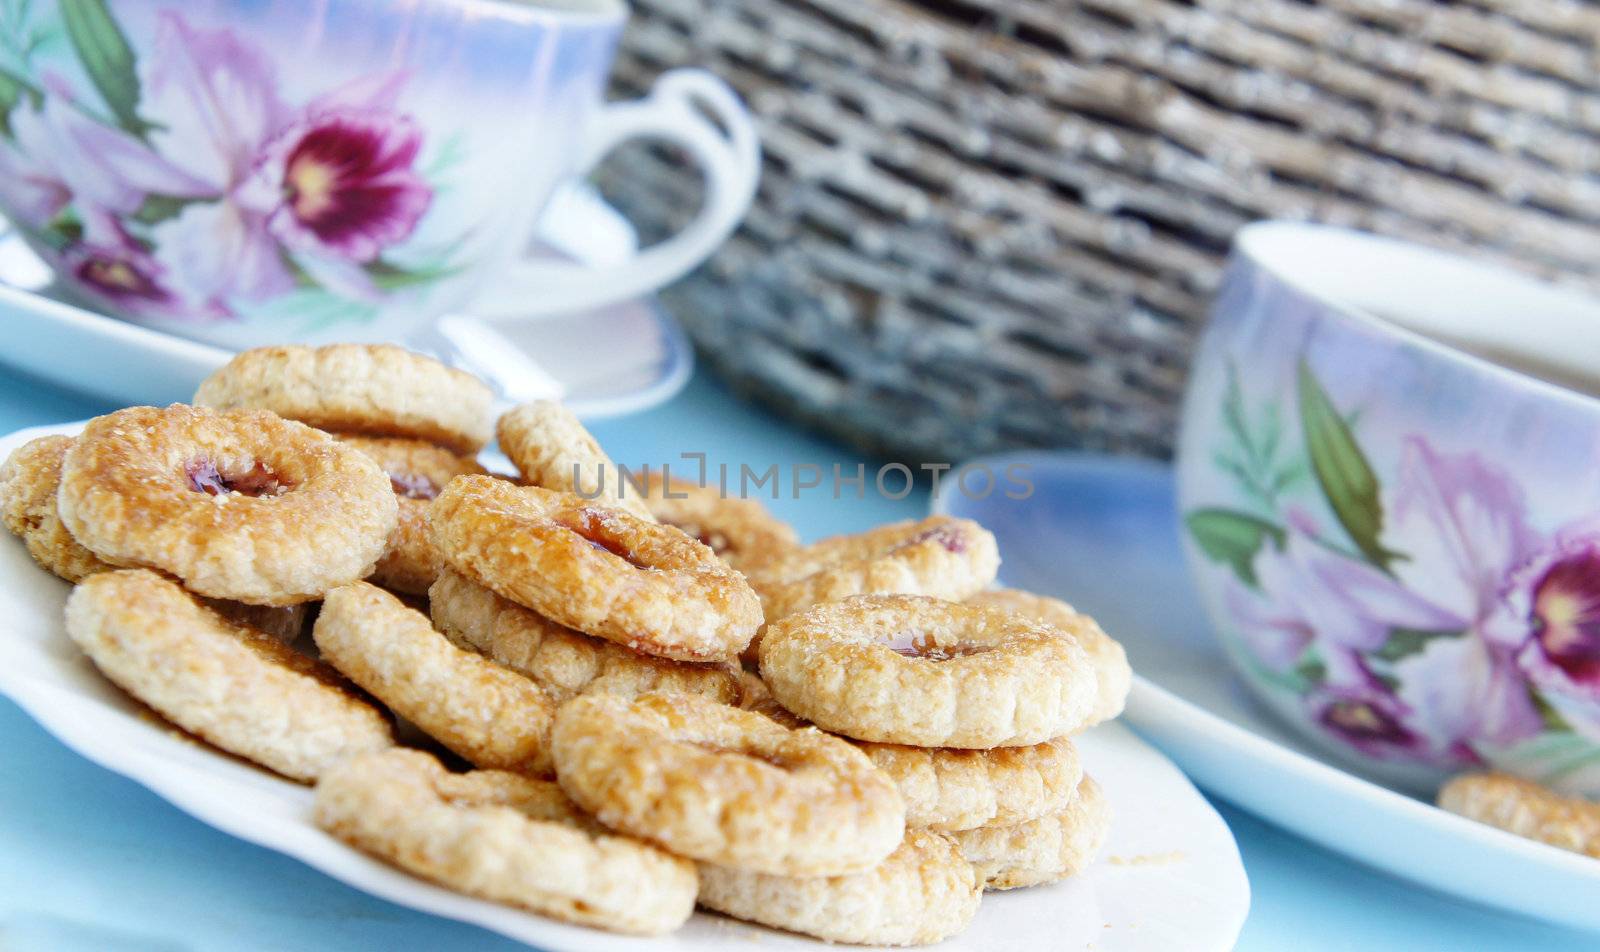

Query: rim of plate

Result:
[0,240,690,420]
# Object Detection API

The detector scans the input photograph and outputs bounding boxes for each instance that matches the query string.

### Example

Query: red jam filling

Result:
[186,459,285,497]
[883,630,992,661]
[388,471,439,500]
[564,507,652,569]
[905,525,967,554]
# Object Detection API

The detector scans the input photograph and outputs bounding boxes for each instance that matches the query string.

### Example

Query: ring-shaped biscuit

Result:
[748,515,1000,625]
[428,568,740,703]
[429,476,761,663]
[967,588,1131,726]
[641,473,799,572]
[949,776,1109,889]
[194,344,493,454]
[858,735,1083,832]
[1438,772,1600,859]
[742,515,999,665]
[551,692,906,875]
[0,435,111,582]
[696,829,981,946]
[65,570,392,782]
[759,594,1098,748]
[313,581,556,776]
[338,436,486,595]
[57,405,397,605]
[314,749,697,935]
[496,400,654,521]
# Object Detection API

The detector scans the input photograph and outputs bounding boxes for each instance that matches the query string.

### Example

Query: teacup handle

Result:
[470,69,759,320]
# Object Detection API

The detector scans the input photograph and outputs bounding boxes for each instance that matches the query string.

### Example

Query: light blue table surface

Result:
[0,365,1588,952]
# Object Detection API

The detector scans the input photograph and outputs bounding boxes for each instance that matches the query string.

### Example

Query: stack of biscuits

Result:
[742,541,1130,900]
[0,343,1132,946]
[191,344,498,597]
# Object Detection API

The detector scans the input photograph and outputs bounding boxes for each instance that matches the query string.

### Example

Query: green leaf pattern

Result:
[1371,627,1465,663]
[1296,361,1400,572]
[60,0,149,137]
[1184,508,1284,589]
[1189,359,1401,611]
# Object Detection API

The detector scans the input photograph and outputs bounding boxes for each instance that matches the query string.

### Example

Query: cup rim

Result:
[454,0,627,27]
[1233,220,1600,414]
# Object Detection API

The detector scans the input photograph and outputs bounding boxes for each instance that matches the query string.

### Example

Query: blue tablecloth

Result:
[0,365,1582,951]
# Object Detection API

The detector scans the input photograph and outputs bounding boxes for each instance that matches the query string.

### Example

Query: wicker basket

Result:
[596,0,1600,462]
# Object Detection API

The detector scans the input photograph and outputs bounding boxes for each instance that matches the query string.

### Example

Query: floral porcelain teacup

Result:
[0,0,758,349]
[1178,222,1600,795]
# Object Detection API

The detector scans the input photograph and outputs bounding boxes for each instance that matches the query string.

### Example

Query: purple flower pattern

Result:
[0,8,437,319]
[1191,365,1600,767]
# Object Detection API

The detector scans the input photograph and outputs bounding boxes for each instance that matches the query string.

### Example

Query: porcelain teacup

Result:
[1178,222,1600,794]
[0,0,757,349]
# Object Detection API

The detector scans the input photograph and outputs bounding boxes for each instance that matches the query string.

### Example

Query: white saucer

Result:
[934,451,1600,933]
[0,424,1248,952]
[0,186,691,418]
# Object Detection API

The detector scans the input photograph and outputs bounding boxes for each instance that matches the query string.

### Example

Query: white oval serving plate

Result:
[0,424,1247,952]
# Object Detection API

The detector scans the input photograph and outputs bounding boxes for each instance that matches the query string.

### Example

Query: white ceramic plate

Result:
[0,186,691,419]
[0,425,1247,952]
[935,451,1600,934]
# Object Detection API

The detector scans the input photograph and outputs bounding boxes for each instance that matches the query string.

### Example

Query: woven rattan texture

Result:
[597,0,1600,462]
